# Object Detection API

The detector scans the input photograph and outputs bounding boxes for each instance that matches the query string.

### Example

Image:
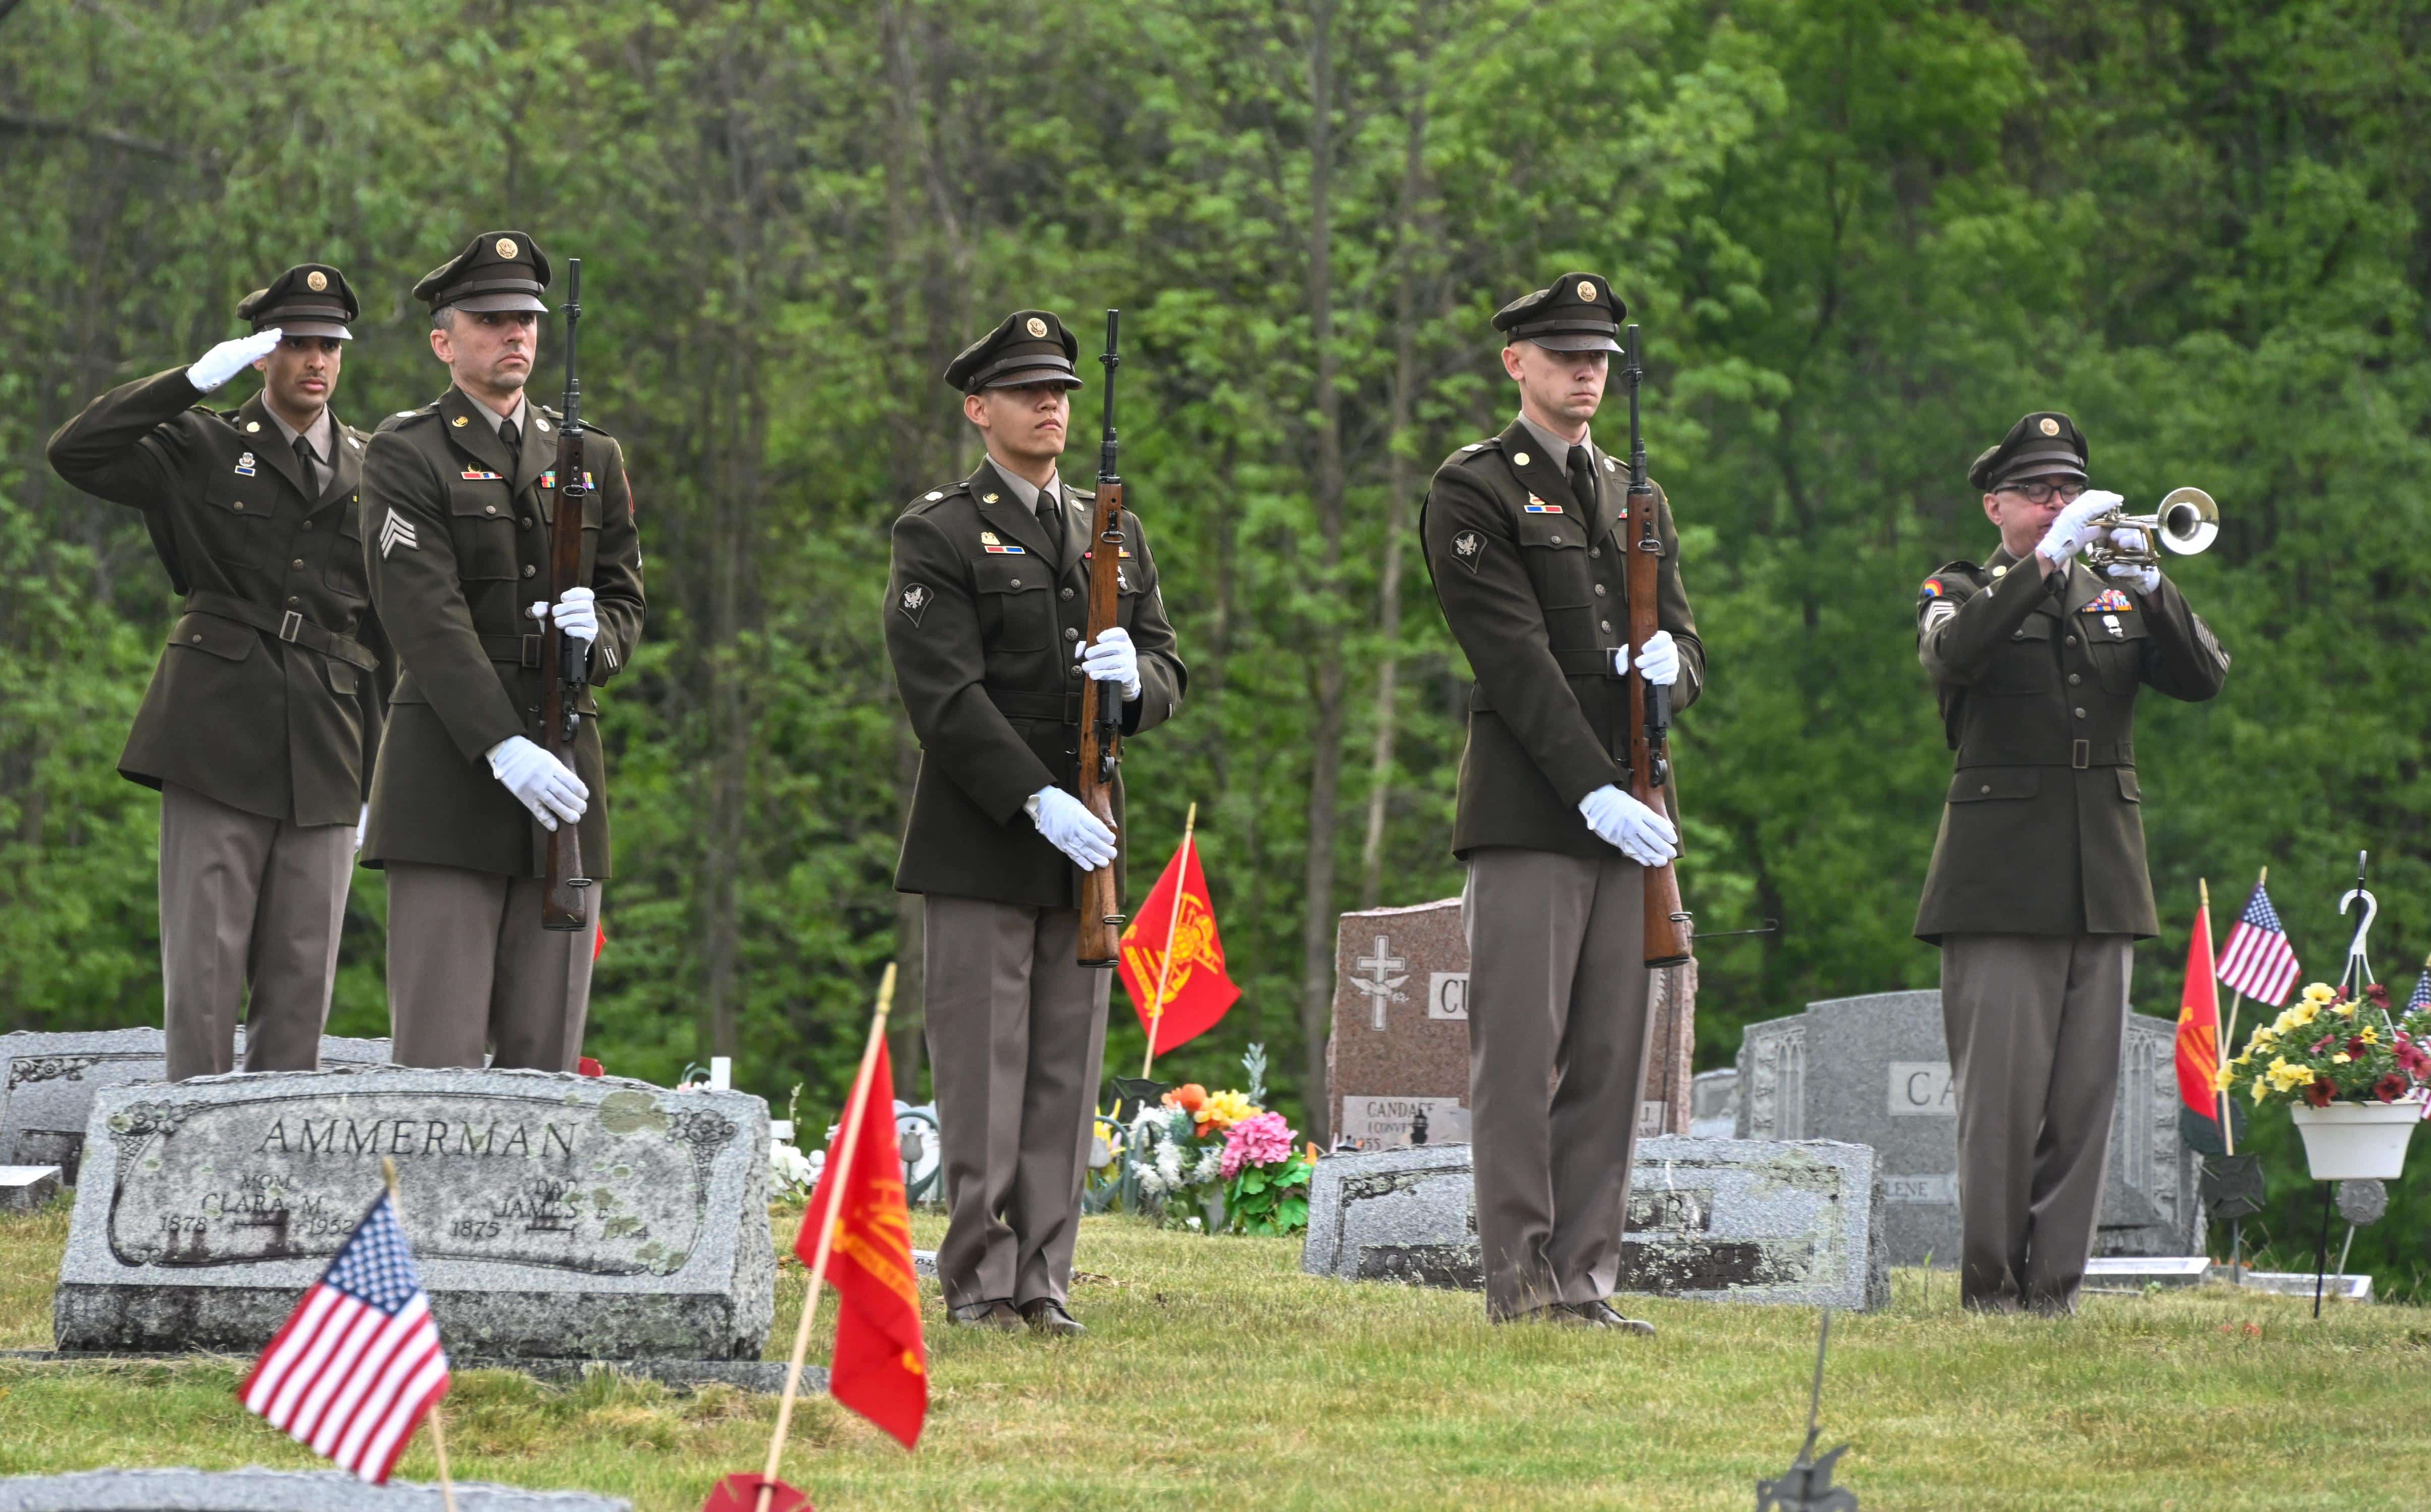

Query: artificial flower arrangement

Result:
[2220,982,2431,1109]
[1103,1045,1319,1235]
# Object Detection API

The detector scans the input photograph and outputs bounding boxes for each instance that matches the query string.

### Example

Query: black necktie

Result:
[1037,480,1062,570]
[1566,447,1598,515]
[293,435,319,498]
[501,416,522,454]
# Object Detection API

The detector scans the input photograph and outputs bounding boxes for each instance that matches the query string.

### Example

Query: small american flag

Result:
[2409,959,2430,1012]
[239,1192,450,1483]
[2216,881,2301,1007]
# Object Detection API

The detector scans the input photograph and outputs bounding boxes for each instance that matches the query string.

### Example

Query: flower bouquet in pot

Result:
[2220,981,2431,1180]
[1123,1046,1318,1235]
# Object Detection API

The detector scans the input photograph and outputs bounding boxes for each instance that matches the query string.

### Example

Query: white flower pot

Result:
[2289,1099,2425,1180]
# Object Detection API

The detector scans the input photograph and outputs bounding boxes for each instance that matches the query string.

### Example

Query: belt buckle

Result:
[278,610,303,643]
[2071,739,2090,770]
[522,633,543,669]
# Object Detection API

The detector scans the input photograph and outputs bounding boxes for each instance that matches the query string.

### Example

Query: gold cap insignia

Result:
[496,237,519,259]
[1576,280,1596,302]
[306,270,329,292]
[1025,317,1048,338]
[1512,451,1530,467]
[245,421,261,433]
[2038,416,2060,436]
[452,415,469,428]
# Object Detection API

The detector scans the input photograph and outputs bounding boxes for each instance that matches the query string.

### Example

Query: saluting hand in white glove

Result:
[187,329,285,393]
[1029,785,1117,871]
[1579,784,1678,867]
[529,585,599,644]
[1078,626,1142,702]
[2036,491,2120,565]
[487,735,588,830]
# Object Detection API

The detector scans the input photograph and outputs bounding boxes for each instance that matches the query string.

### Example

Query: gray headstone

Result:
[54,1067,773,1361]
[1325,899,1694,1150]
[1,1029,393,1184]
[0,1165,62,1213]
[1735,991,2198,1265]
[1690,1068,1739,1138]
[2234,1271,2371,1302]
[1300,1137,1889,1311]
[0,1469,626,1511]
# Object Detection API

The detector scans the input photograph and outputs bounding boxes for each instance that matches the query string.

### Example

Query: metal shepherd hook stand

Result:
[2313,852,2378,1319]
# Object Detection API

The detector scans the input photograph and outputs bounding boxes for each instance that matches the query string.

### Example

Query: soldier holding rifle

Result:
[1915,412,2228,1314]
[360,232,644,1071]
[46,264,385,1081]
[1420,274,1704,1332]
[884,310,1185,1336]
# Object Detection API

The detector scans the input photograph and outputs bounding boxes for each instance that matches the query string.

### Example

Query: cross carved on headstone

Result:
[1350,935,1409,1030]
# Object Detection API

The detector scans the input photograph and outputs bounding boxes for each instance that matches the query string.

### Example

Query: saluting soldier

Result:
[885,310,1187,1337]
[360,232,644,1071]
[1915,412,2229,1314]
[1419,274,1703,1332]
[46,265,385,1082]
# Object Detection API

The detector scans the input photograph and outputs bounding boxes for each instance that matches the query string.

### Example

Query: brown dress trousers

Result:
[1939,932,2131,1312]
[158,782,355,1081]
[922,894,1110,1311]
[1464,847,1656,1318]
[384,861,599,1070]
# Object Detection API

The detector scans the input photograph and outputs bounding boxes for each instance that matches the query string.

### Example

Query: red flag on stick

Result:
[2176,881,2223,1130]
[1118,804,1239,1070]
[796,1039,927,1449]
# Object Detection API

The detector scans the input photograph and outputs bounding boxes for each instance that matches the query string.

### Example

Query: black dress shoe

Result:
[1568,1300,1656,1336]
[1018,1298,1086,1337]
[946,1299,1023,1332]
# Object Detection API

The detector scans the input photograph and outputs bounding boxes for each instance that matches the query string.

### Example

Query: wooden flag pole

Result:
[1139,802,1198,1081]
[379,1158,458,1512]
[2200,878,2235,1153]
[757,963,897,1512]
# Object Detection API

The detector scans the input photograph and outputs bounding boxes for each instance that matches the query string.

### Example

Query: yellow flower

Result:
[2332,1053,2352,1065]
[1195,1088,1257,1131]
[2361,1027,2382,1045]
[2303,983,2338,1006]
[2337,1001,2359,1019]
[2290,1001,2320,1026]
[2266,1058,2314,1093]
[2251,1080,2268,1105]
[2212,1065,2235,1092]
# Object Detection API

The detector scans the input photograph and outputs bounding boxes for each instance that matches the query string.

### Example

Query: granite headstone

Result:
[0,1029,393,1183]
[1300,1136,1889,1310]
[1326,899,1695,1148]
[0,1470,627,1511]
[54,1067,774,1360]
[1735,990,2198,1264]
[0,1165,62,1214]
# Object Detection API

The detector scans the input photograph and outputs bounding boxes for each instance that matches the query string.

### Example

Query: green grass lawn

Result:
[3,1199,2428,1509]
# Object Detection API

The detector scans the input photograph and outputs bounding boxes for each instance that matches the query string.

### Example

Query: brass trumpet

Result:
[2082,487,2219,568]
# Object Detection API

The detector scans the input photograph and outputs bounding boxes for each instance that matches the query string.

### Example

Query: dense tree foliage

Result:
[4,0,2426,1289]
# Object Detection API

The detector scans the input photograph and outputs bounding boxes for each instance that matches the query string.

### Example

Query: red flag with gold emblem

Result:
[795,1042,925,1449]
[2175,893,2222,1125]
[1118,829,1240,1056]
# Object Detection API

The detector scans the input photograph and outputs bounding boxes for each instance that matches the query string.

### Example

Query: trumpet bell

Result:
[2155,486,2218,556]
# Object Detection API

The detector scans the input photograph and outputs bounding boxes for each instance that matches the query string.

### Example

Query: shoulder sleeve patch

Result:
[1448,528,1488,574]
[897,582,932,625]
[1920,577,1945,599]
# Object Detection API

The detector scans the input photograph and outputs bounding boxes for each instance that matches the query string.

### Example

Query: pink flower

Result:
[1220,1111,1297,1178]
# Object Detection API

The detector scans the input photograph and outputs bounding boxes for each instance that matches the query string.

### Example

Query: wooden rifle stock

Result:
[1622,324,1692,967]
[1075,310,1127,966]
[539,258,594,932]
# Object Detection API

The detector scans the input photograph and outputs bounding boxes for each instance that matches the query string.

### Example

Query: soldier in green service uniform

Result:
[884,310,1187,1337]
[1914,411,2229,1314]
[47,264,386,1082]
[1419,274,1704,1332]
[360,231,645,1071]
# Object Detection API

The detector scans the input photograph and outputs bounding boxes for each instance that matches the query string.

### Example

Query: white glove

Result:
[2105,528,2160,593]
[1622,629,1680,688]
[353,803,368,855]
[1027,785,1117,870]
[529,585,598,644]
[1078,626,1142,702]
[1579,784,1678,867]
[2035,491,2119,565]
[187,329,284,393]
[486,735,588,830]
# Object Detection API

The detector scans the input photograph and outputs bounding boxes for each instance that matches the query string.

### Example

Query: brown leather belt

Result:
[182,591,377,672]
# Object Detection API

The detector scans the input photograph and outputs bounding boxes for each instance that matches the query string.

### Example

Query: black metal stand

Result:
[2313,1182,2334,1319]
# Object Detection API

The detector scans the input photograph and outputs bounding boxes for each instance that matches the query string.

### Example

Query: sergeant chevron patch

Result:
[378,511,419,558]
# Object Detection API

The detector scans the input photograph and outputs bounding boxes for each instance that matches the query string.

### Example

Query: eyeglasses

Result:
[2001,479,2086,505]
